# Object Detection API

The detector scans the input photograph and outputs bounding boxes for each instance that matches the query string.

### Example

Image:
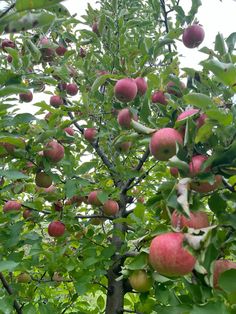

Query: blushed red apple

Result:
[134,77,148,96]
[171,210,209,229]
[50,95,63,108]
[182,24,205,49]
[88,190,102,206]
[43,140,64,163]
[3,200,21,213]
[48,221,65,237]
[84,128,97,142]
[19,91,33,103]
[66,83,78,96]
[151,91,167,105]
[114,78,138,102]
[213,259,236,289]
[117,108,138,129]
[103,200,119,216]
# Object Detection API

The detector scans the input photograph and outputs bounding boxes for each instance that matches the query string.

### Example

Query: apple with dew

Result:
[189,155,222,193]
[19,91,33,103]
[149,232,196,277]
[1,39,15,52]
[17,273,31,283]
[134,77,148,96]
[171,210,209,229]
[43,140,64,163]
[23,209,32,220]
[48,221,65,237]
[53,201,63,212]
[3,200,21,213]
[50,95,63,108]
[117,108,138,129]
[166,81,185,97]
[55,46,67,56]
[114,78,138,102]
[64,127,75,136]
[35,172,52,188]
[129,270,152,293]
[103,200,119,216]
[88,190,102,206]
[150,128,183,161]
[84,128,97,142]
[213,259,236,289]
[182,24,205,49]
[66,83,78,96]
[151,91,168,105]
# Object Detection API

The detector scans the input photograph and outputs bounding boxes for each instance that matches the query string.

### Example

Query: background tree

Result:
[0,0,236,313]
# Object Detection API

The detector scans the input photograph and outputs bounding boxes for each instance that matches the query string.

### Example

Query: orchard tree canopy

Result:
[1,0,236,313]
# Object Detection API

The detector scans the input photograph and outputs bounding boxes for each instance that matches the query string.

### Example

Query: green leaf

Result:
[214,33,227,56]
[195,122,214,143]
[191,301,230,314]
[0,85,29,97]
[0,261,19,272]
[208,193,227,216]
[77,161,97,175]
[126,253,148,270]
[91,74,119,93]
[0,170,28,180]
[205,109,232,126]
[184,93,215,109]
[13,113,37,125]
[226,32,236,53]
[64,179,78,199]
[15,0,63,11]
[219,269,236,293]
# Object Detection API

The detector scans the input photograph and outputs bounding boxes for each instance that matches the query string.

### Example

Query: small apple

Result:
[1,39,15,52]
[48,221,65,237]
[66,83,78,96]
[182,24,205,49]
[64,127,75,136]
[114,78,138,102]
[17,273,31,283]
[43,140,64,163]
[84,128,97,142]
[19,91,33,103]
[35,172,52,188]
[213,259,236,289]
[117,108,138,129]
[150,128,183,161]
[171,210,209,229]
[129,270,152,293]
[53,201,63,212]
[3,200,21,213]
[55,46,67,56]
[103,200,119,216]
[170,167,179,177]
[134,77,148,96]
[88,190,102,206]
[149,232,196,277]
[151,91,167,105]
[166,81,185,97]
[50,95,64,108]
[23,209,33,220]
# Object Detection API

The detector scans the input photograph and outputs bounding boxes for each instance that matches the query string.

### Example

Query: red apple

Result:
[39,37,55,62]
[170,167,179,177]
[48,221,65,237]
[84,128,97,142]
[114,78,138,102]
[43,140,64,163]
[66,83,78,96]
[58,82,67,91]
[66,195,84,206]
[103,200,119,216]
[117,108,138,129]
[149,232,196,277]
[56,46,67,56]
[88,191,102,206]
[53,201,63,212]
[151,91,168,105]
[166,81,185,97]
[1,39,15,52]
[50,95,63,108]
[150,128,183,161]
[182,24,205,49]
[134,77,148,96]
[213,260,236,289]
[171,210,209,229]
[19,91,33,103]
[23,209,32,219]
[3,200,21,213]
[64,127,75,136]
[129,270,152,292]
[35,172,52,188]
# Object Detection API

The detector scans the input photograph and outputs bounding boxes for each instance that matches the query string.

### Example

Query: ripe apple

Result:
[103,200,119,216]
[65,195,84,206]
[55,46,67,56]
[166,81,185,97]
[150,128,183,161]
[149,232,196,277]
[129,270,152,293]
[50,95,64,108]
[23,209,32,219]
[64,127,75,136]
[182,24,205,49]
[39,37,55,62]
[3,200,21,213]
[114,78,138,102]
[170,167,179,177]
[48,221,65,237]
[134,77,148,96]
[151,91,168,105]
[177,109,207,129]
[66,83,78,96]
[117,108,138,129]
[171,210,209,229]
[1,39,15,52]
[88,190,102,206]
[53,201,63,212]
[213,259,236,289]
[58,82,67,91]
[43,140,64,163]
[84,128,97,142]
[35,172,52,188]
[19,91,33,103]
[189,155,222,193]
[17,273,31,283]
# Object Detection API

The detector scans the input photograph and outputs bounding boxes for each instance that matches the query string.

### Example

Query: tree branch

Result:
[222,178,236,192]
[75,214,114,220]
[0,272,23,314]
[0,3,15,19]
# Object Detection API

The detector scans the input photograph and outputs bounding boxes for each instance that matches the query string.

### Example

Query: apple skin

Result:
[182,24,205,49]
[134,77,148,96]
[213,260,236,289]
[19,91,33,103]
[166,81,185,97]
[149,232,196,277]
[35,172,52,188]
[55,46,67,56]
[84,128,97,142]
[177,109,207,129]
[66,83,78,96]
[151,91,168,105]
[150,128,183,161]
[1,39,15,52]
[88,191,102,206]
[114,78,138,102]
[43,140,64,163]
[189,155,222,193]
[50,95,64,108]
[17,273,31,283]
[48,221,65,237]
[64,127,75,136]
[129,270,152,293]
[103,200,119,216]
[117,108,138,129]
[171,210,209,229]
[3,200,21,213]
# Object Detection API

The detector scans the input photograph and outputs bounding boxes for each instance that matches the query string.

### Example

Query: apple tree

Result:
[1,0,236,313]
